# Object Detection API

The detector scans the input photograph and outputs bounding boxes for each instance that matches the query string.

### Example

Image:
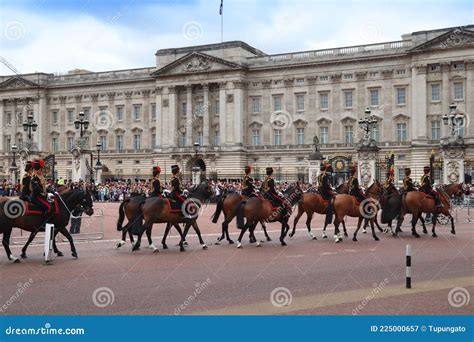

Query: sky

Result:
[0,0,473,75]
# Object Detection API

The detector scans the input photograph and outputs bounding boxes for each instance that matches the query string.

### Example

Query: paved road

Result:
[1,202,472,315]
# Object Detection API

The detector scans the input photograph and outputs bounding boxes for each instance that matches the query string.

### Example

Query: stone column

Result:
[442,147,465,184]
[232,81,245,147]
[155,87,163,149]
[59,96,67,150]
[411,64,427,143]
[107,92,116,149]
[124,91,133,149]
[168,86,177,148]
[465,60,474,139]
[308,159,322,185]
[0,99,4,151]
[441,62,451,138]
[219,82,227,147]
[357,147,379,188]
[90,93,99,146]
[186,85,193,146]
[202,84,210,146]
[34,94,47,151]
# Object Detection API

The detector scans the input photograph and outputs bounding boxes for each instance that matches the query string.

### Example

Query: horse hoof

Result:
[116,240,125,249]
[13,258,21,263]
[414,234,420,238]
[180,246,185,252]
[451,230,456,235]
[289,232,294,238]
[237,243,242,249]
[432,233,438,238]
[281,241,287,246]
[312,236,317,240]
[423,230,428,235]
[57,251,64,257]
[266,237,272,242]
[344,233,348,237]
[152,248,159,253]
[162,244,168,249]
[352,237,357,242]
[72,252,78,258]
[132,246,140,252]
[256,242,261,247]
[217,236,223,242]
[202,244,208,250]
[362,230,367,234]
[228,240,234,245]
[322,234,327,239]
[20,253,27,259]
[183,241,189,246]
[335,238,342,243]
[374,236,380,241]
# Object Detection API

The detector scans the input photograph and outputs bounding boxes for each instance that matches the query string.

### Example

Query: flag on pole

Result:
[219,0,223,15]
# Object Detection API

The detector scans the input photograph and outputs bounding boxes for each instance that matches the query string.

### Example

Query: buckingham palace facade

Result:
[1,25,473,183]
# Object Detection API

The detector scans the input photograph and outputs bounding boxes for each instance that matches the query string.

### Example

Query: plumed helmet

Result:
[24,161,33,172]
[171,165,180,174]
[423,166,430,173]
[266,167,273,175]
[244,165,251,174]
[33,160,41,171]
[404,167,411,176]
[153,166,161,177]
[39,160,45,169]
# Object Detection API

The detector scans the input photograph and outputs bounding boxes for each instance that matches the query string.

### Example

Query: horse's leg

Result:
[395,214,405,237]
[431,213,439,238]
[58,226,78,258]
[133,221,150,252]
[161,223,172,249]
[280,220,289,246]
[261,221,271,242]
[353,217,363,241]
[250,223,261,247]
[411,213,420,238]
[375,215,384,233]
[342,218,348,237]
[52,229,64,257]
[449,214,456,235]
[419,214,428,234]
[333,217,342,243]
[191,221,207,249]
[237,222,249,249]
[289,209,304,238]
[362,219,368,234]
[217,214,227,242]
[305,213,316,240]
[116,229,128,249]
[2,228,19,263]
[20,229,40,259]
[144,224,157,253]
[370,219,380,241]
[223,217,234,244]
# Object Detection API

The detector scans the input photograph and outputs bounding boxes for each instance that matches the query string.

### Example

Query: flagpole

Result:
[220,2,223,43]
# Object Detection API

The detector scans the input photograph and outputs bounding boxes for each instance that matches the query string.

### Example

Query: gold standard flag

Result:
[219,0,223,15]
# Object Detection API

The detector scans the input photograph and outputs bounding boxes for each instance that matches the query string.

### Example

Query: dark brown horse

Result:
[235,184,303,248]
[0,189,94,262]
[117,181,213,252]
[212,192,271,244]
[331,180,384,243]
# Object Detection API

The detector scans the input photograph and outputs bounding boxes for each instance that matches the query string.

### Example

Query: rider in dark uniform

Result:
[241,165,256,197]
[20,161,33,201]
[403,168,415,193]
[318,163,335,200]
[419,166,443,208]
[30,160,51,215]
[262,167,290,217]
[384,169,397,194]
[169,165,185,206]
[348,165,367,203]
[150,166,163,197]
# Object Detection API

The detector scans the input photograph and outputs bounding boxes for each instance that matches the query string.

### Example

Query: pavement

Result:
[0,202,472,315]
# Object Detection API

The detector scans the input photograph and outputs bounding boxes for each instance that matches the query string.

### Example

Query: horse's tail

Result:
[325,197,334,225]
[211,195,225,223]
[381,193,401,224]
[235,201,246,229]
[116,199,130,231]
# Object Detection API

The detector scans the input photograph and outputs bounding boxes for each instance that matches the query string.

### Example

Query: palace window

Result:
[431,84,440,101]
[52,137,58,152]
[319,75,329,81]
[67,109,75,124]
[295,78,305,84]
[133,105,141,120]
[371,123,380,142]
[151,133,156,149]
[116,135,124,151]
[396,88,406,105]
[431,120,441,140]
[343,73,353,80]
[83,108,90,120]
[5,136,11,151]
[196,100,204,116]
[273,95,282,111]
[398,167,405,182]
[296,94,305,112]
[116,106,124,121]
[396,69,406,75]
[397,123,407,142]
[453,82,464,100]
[251,129,260,146]
[67,137,74,151]
[274,129,282,145]
[197,131,203,145]
[344,91,353,108]
[179,131,186,147]
[181,102,187,116]
[320,93,329,110]
[52,110,58,124]
[344,125,353,144]
[370,89,380,106]
[99,135,107,150]
[214,130,220,145]
[214,99,220,115]
[369,71,379,77]
[133,134,141,150]
[6,112,12,125]
[151,103,156,120]
[16,112,22,127]
[320,127,329,144]
[251,97,261,114]
[296,127,305,145]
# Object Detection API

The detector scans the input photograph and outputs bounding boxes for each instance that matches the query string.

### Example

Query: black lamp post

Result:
[358,108,378,143]
[192,142,201,184]
[10,145,18,185]
[443,103,465,138]
[74,111,90,138]
[22,114,38,140]
[94,142,103,184]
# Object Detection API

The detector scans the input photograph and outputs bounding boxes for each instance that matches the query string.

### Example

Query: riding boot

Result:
[434,196,443,208]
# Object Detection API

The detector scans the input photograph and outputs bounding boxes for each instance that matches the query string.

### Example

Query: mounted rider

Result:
[20,161,34,201]
[241,165,256,197]
[348,164,367,203]
[262,167,290,217]
[150,166,163,197]
[420,166,443,208]
[169,165,186,206]
[318,163,335,200]
[30,159,52,215]
[403,167,415,193]
[384,169,397,194]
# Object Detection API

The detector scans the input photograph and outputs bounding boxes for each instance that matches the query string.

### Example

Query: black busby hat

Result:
[171,165,179,174]
[423,166,430,173]
[33,159,44,171]
[266,167,273,175]
[24,161,33,172]
[404,167,411,176]
[244,165,251,174]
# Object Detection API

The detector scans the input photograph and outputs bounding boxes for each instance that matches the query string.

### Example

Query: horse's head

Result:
[283,183,303,206]
[444,183,466,198]
[67,189,94,216]
[189,181,213,202]
[336,183,348,194]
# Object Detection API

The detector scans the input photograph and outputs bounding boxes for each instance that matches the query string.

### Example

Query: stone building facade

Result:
[1,25,473,184]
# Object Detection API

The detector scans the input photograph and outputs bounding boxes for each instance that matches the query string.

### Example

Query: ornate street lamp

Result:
[22,113,38,140]
[443,103,465,139]
[10,144,18,169]
[358,108,378,145]
[95,142,103,169]
[74,111,90,138]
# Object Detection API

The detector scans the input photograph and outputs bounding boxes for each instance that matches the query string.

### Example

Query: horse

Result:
[234,184,303,248]
[395,183,464,238]
[330,181,384,243]
[117,181,213,252]
[212,192,272,245]
[0,189,94,262]
[443,183,470,198]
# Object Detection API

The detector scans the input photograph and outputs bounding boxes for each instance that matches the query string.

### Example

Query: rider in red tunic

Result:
[169,165,185,206]
[150,166,163,198]
[30,160,51,215]
[419,166,443,208]
[348,164,367,203]
[262,167,290,217]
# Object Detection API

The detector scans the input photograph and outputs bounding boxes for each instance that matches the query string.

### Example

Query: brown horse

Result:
[0,189,94,262]
[117,181,213,252]
[235,184,303,248]
[395,183,464,237]
[331,181,384,243]
[212,192,271,244]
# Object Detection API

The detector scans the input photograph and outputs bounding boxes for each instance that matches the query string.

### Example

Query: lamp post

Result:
[192,142,201,185]
[22,114,38,140]
[358,108,378,144]
[10,144,19,185]
[94,142,103,184]
[443,103,465,139]
[74,111,90,138]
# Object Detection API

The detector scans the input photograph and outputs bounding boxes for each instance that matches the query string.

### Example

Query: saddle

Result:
[317,194,330,205]
[165,199,183,212]
[350,196,361,206]
[24,197,59,216]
